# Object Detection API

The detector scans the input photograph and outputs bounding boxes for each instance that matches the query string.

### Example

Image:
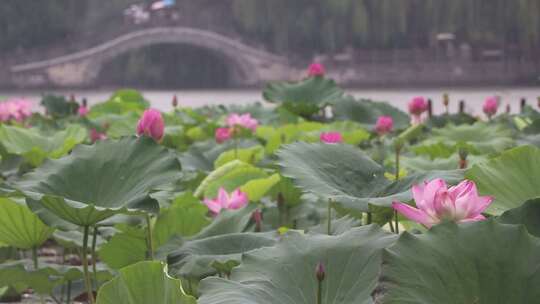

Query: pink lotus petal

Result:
[393,201,438,228]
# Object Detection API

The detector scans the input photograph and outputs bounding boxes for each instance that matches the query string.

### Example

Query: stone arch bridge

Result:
[9,27,296,88]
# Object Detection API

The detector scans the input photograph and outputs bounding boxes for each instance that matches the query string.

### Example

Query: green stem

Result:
[91,227,98,289]
[32,246,45,304]
[146,214,154,260]
[316,279,323,304]
[82,226,95,304]
[394,147,401,234]
[327,200,332,235]
[66,280,71,304]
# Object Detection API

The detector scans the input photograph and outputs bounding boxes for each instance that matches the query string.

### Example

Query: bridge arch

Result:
[10,27,289,87]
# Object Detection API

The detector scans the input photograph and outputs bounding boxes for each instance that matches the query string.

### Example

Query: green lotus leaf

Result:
[0,260,112,295]
[193,204,258,239]
[99,225,148,270]
[96,261,195,304]
[332,96,410,130]
[153,192,211,247]
[466,145,540,214]
[427,113,477,128]
[263,77,344,117]
[194,160,268,199]
[167,232,277,280]
[277,142,464,212]
[0,198,54,249]
[214,146,264,169]
[0,124,86,166]
[240,174,281,202]
[88,89,148,118]
[401,154,487,172]
[198,225,396,304]
[13,136,182,227]
[422,122,514,154]
[497,198,540,237]
[374,220,540,303]
[40,94,78,118]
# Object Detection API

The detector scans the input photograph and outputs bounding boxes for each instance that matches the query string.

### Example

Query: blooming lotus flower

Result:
[392,179,493,228]
[0,98,33,122]
[408,97,427,125]
[483,96,498,118]
[215,127,232,143]
[226,113,258,132]
[307,63,325,77]
[136,108,164,141]
[78,106,89,117]
[203,187,249,215]
[375,116,393,136]
[89,129,107,143]
[320,132,343,144]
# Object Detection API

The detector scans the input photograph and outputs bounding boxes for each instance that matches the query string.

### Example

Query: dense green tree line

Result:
[1,0,539,57]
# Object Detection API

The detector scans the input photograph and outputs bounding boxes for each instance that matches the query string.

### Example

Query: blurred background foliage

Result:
[1,0,539,55]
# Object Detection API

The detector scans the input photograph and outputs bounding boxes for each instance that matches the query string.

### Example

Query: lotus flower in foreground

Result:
[136,108,164,141]
[320,132,343,144]
[203,187,249,215]
[392,179,493,228]
[226,113,258,132]
[0,98,33,122]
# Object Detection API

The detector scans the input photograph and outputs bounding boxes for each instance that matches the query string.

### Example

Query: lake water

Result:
[1,86,539,116]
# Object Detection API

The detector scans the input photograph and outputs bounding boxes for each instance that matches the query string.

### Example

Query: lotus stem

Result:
[32,246,45,304]
[146,214,154,260]
[66,280,71,304]
[317,280,323,304]
[82,225,95,304]
[327,199,332,235]
[91,227,98,289]
[394,146,401,234]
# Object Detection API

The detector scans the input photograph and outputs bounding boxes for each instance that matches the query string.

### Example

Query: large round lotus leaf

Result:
[497,198,540,237]
[0,124,87,166]
[13,136,182,227]
[423,122,514,154]
[277,142,464,212]
[167,232,277,280]
[198,225,396,304]
[332,97,410,130]
[374,220,540,303]
[0,198,54,249]
[96,261,195,304]
[465,145,540,214]
[262,77,344,117]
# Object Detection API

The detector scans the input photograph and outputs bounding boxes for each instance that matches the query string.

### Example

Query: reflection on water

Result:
[1,87,539,116]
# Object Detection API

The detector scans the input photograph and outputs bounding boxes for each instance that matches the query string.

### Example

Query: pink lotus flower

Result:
[203,187,249,215]
[483,96,498,118]
[408,97,427,125]
[136,108,164,141]
[226,113,258,132]
[375,116,393,135]
[215,127,232,143]
[307,63,325,77]
[78,106,89,117]
[320,132,343,144]
[0,98,33,122]
[392,179,493,228]
[89,129,107,143]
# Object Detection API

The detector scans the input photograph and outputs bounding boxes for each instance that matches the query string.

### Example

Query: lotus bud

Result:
[78,106,89,117]
[315,262,325,282]
[252,209,262,232]
[307,63,325,77]
[172,95,178,108]
[537,97,540,109]
[506,104,511,114]
[459,100,465,114]
[82,98,88,107]
[482,97,498,119]
[443,93,449,107]
[375,116,393,136]
[520,98,526,113]
[458,148,468,169]
[320,132,343,144]
[427,99,433,118]
[136,108,165,141]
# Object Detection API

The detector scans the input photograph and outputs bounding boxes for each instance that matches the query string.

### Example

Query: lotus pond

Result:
[1,72,540,304]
